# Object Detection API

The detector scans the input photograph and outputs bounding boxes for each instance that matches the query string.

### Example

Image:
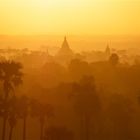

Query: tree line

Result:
[0,53,140,140]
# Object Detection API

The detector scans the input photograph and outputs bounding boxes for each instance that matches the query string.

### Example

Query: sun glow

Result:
[0,0,140,35]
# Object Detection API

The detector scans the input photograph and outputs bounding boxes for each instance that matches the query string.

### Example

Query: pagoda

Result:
[56,36,74,64]
[57,36,73,57]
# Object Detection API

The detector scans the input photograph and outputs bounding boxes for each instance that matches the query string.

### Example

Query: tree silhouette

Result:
[72,76,101,140]
[41,62,67,88]
[0,61,23,100]
[8,96,19,140]
[0,95,19,140]
[108,94,133,140]
[109,53,119,66]
[0,95,9,140]
[68,59,92,81]
[30,99,54,140]
[18,95,29,140]
[0,61,23,140]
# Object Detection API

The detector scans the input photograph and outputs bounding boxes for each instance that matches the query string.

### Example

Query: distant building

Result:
[57,36,73,56]
[105,44,111,60]
[55,37,74,65]
[105,44,111,55]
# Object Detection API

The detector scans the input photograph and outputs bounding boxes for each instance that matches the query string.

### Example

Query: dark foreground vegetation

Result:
[0,53,140,140]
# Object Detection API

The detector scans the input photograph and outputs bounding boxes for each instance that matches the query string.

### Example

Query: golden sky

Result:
[0,0,140,35]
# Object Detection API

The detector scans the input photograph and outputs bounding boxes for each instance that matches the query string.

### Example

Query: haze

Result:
[1,1,140,140]
[0,0,140,35]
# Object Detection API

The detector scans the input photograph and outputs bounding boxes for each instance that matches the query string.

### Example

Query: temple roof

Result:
[57,36,73,56]
[105,43,111,54]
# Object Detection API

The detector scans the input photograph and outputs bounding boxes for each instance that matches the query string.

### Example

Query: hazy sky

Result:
[0,0,140,35]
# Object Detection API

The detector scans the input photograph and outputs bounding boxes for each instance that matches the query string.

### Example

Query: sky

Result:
[0,0,140,35]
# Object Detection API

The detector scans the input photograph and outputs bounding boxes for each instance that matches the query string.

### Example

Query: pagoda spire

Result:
[105,43,111,56]
[57,36,73,56]
[61,36,70,49]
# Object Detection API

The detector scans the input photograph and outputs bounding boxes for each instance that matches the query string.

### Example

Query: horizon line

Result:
[0,33,140,36]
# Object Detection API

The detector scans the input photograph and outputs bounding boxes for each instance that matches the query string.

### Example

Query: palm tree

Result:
[8,116,17,140]
[30,99,54,140]
[72,76,101,140]
[0,61,23,140]
[0,95,18,140]
[18,95,29,140]
[8,96,19,140]
[0,95,9,140]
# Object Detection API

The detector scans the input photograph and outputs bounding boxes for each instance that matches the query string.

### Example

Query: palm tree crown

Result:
[0,61,23,99]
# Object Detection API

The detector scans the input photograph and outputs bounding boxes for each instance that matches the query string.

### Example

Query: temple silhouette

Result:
[55,36,74,65]
[57,36,73,57]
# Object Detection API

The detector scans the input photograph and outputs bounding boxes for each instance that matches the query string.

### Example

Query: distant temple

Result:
[57,36,73,57]
[56,37,74,65]
[105,44,111,54]
[105,43,111,59]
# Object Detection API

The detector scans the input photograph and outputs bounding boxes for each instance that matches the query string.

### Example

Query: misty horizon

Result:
[1,0,140,140]
[0,34,140,53]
